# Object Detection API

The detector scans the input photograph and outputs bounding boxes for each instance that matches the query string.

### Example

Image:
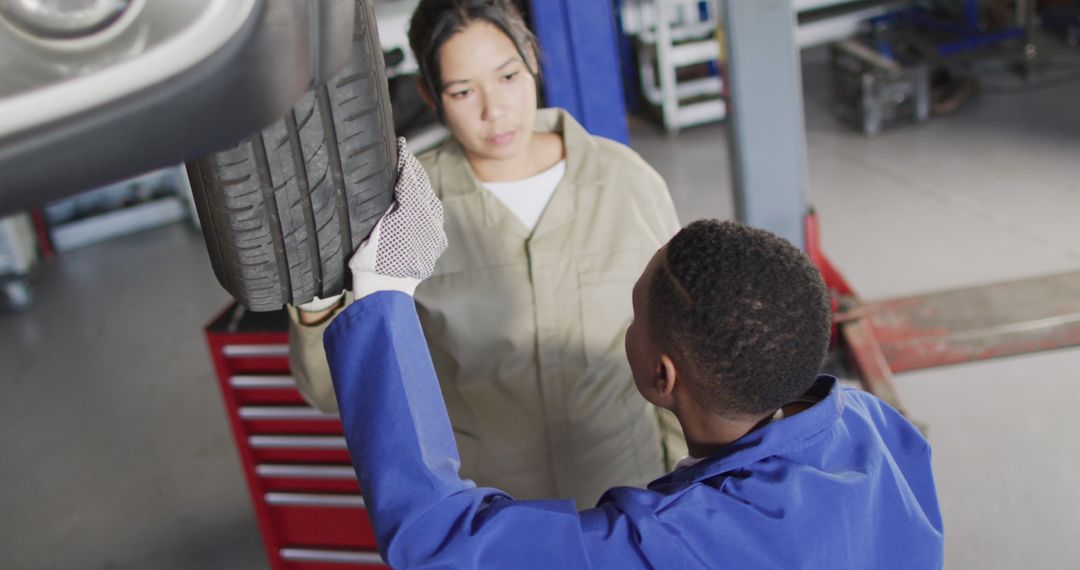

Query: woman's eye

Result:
[503,71,520,81]
[448,89,471,99]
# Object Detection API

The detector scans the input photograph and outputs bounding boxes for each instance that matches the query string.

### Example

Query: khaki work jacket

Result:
[288,109,685,507]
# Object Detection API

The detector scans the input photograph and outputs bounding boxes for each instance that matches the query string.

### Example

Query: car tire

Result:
[186,0,395,312]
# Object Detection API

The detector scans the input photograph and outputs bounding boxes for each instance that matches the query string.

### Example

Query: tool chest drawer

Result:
[280,548,387,569]
[257,463,361,494]
[248,435,353,464]
[230,375,309,406]
[239,405,344,435]
[264,492,379,549]
[206,304,383,569]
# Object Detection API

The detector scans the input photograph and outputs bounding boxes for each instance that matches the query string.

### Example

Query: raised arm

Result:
[320,139,647,569]
[325,292,599,568]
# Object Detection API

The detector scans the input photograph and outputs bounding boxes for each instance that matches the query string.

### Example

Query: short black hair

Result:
[407,0,540,118]
[649,220,831,418]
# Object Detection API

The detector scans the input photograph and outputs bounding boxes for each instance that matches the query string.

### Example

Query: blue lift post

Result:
[529,0,630,144]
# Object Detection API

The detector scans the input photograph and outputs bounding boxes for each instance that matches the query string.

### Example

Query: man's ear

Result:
[416,77,437,111]
[654,354,678,398]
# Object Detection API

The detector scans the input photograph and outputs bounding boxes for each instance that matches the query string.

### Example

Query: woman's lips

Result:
[488,130,516,146]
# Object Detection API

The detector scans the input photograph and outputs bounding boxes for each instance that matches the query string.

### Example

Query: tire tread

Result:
[185,1,395,311]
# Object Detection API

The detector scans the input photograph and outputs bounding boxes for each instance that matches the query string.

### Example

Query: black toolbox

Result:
[830,37,931,136]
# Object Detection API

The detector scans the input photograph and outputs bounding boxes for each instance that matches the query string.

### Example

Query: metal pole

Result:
[721,0,808,249]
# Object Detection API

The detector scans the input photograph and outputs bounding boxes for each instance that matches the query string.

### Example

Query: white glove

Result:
[349,137,448,299]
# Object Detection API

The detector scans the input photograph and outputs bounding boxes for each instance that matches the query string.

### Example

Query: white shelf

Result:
[639,21,718,45]
[674,99,727,130]
[641,73,723,106]
[669,38,722,67]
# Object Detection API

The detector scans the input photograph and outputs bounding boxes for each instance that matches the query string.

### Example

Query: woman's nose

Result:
[481,90,507,122]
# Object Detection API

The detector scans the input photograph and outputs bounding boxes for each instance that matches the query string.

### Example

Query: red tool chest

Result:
[205,304,385,569]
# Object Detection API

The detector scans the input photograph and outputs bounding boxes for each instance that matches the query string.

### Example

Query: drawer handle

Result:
[222,344,289,357]
[265,492,365,508]
[256,464,356,480]
[238,406,337,420]
[230,375,297,389]
[280,548,385,565]
[248,435,346,449]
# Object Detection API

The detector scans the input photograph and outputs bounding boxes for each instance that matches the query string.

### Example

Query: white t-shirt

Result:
[480,160,566,232]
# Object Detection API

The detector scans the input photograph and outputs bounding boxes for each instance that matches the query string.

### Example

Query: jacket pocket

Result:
[576,251,650,366]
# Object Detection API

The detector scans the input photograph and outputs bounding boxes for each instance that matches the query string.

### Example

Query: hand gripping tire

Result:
[186,1,396,311]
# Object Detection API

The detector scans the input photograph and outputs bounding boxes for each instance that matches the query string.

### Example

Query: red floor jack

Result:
[805,210,1080,423]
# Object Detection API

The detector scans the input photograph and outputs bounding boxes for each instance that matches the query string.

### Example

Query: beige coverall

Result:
[288,109,686,507]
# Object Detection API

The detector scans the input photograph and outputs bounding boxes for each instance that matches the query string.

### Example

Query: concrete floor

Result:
[0,224,262,569]
[3,46,1079,569]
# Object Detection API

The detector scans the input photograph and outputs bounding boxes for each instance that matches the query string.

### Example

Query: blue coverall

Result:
[324,291,944,569]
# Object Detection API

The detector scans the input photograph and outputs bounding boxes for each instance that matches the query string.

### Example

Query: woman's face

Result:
[436,20,537,164]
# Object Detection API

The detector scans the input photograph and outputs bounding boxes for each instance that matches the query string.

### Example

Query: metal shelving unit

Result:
[618,0,899,133]
[621,0,727,133]
[43,167,192,253]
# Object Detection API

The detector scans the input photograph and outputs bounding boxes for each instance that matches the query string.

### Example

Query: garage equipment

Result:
[205,305,385,570]
[616,0,905,134]
[830,36,931,135]
[849,271,1080,375]
[43,168,190,252]
[805,210,1080,419]
[619,0,727,133]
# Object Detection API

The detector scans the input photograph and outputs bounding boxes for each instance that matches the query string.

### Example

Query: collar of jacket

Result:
[428,108,604,238]
[648,376,846,489]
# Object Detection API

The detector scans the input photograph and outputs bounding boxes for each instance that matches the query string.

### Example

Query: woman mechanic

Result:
[288,0,685,507]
